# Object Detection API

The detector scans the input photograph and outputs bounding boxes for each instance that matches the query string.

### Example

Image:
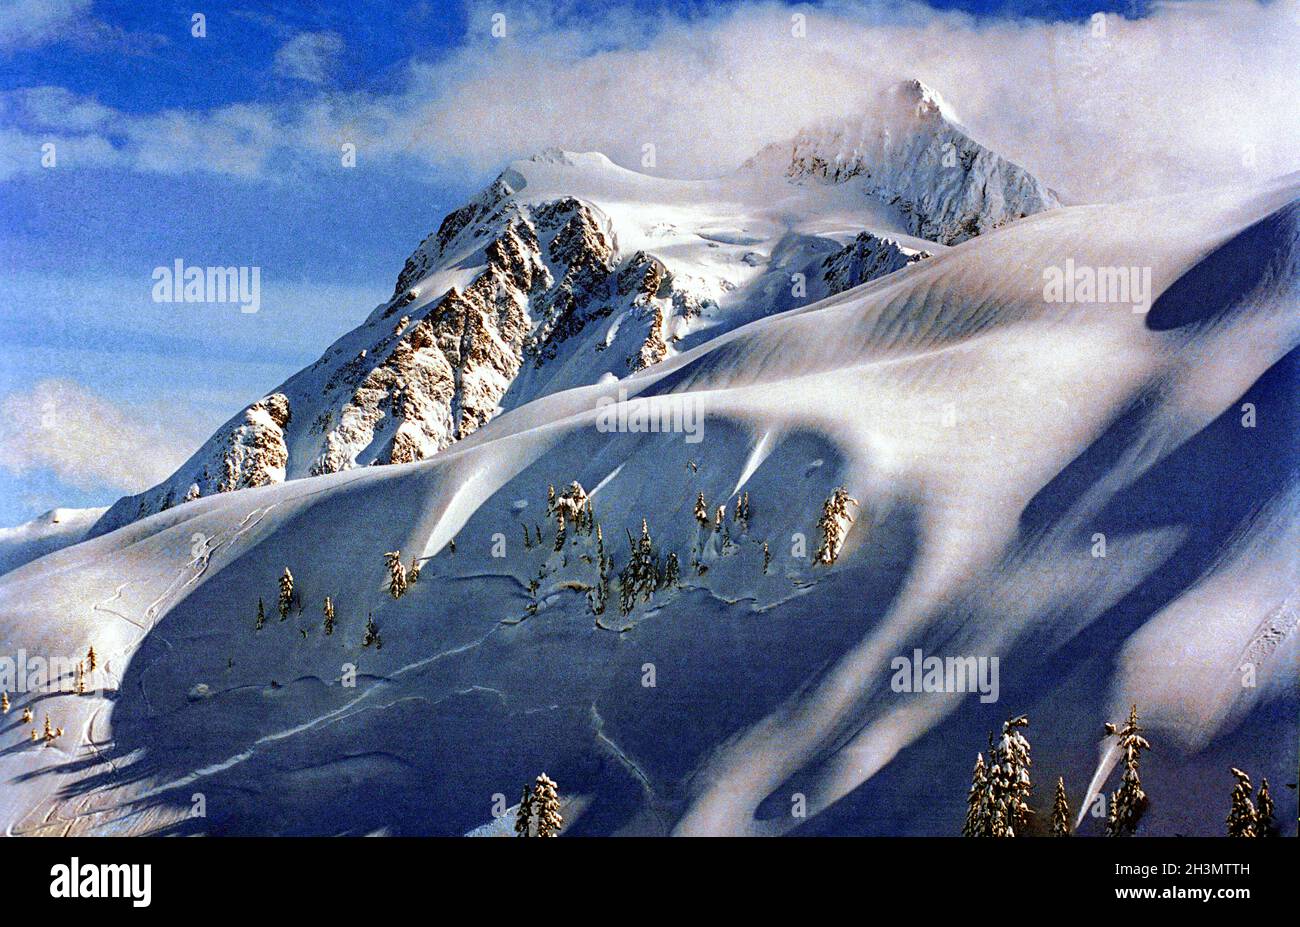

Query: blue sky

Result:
[1,0,1291,526]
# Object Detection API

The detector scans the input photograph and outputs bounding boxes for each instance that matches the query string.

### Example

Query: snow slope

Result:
[90,80,1059,539]
[0,507,106,578]
[1,174,1294,837]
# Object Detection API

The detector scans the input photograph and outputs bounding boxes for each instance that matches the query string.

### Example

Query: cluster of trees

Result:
[1226,767,1279,837]
[384,550,421,599]
[251,564,392,649]
[963,705,1282,837]
[32,713,63,745]
[815,487,858,565]
[617,519,681,616]
[514,773,563,837]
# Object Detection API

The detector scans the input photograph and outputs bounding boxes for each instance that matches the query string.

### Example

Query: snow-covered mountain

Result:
[1,170,1295,836]
[89,80,1049,539]
[744,80,1061,244]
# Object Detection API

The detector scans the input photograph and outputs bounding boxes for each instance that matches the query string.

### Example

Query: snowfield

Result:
[0,167,1295,835]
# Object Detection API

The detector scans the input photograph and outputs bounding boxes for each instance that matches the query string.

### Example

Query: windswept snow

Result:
[1,166,1295,835]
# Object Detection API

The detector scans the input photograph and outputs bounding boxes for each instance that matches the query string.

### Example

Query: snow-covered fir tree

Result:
[384,550,408,599]
[278,567,294,619]
[1105,704,1150,837]
[552,482,592,537]
[514,783,534,837]
[1,691,8,714]
[533,773,563,837]
[1051,776,1072,836]
[662,551,680,588]
[734,492,751,531]
[969,715,1032,837]
[75,661,85,695]
[255,597,266,631]
[407,556,421,583]
[22,706,33,723]
[962,752,987,837]
[589,524,611,615]
[1255,778,1277,837]
[618,519,662,615]
[815,487,859,565]
[362,613,382,649]
[323,596,336,636]
[86,646,97,672]
[1226,767,1257,837]
[694,492,709,528]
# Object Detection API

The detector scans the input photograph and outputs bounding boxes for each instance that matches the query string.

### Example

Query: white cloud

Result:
[3,1,1297,200]
[0,379,200,492]
[274,31,345,84]
[0,0,90,51]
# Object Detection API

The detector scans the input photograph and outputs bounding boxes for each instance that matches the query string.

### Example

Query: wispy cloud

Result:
[0,379,201,492]
[0,0,90,51]
[2,0,1297,199]
[0,0,166,54]
[274,31,345,85]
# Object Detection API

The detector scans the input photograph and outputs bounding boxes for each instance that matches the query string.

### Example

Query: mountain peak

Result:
[524,148,617,170]
[889,77,960,124]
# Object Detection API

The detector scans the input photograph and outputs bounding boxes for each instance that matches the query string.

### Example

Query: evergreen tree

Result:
[693,492,709,529]
[323,596,336,636]
[618,520,661,615]
[514,784,534,837]
[86,646,97,672]
[662,552,680,588]
[762,540,771,574]
[815,487,859,565]
[984,715,1033,836]
[384,550,408,599]
[962,753,987,837]
[533,773,563,837]
[1051,776,1072,836]
[42,714,54,742]
[1105,704,1150,837]
[523,523,533,551]
[1226,767,1257,837]
[75,661,85,695]
[553,512,567,552]
[278,567,294,619]
[1255,778,1278,837]
[589,524,611,615]
[713,504,725,532]
[255,597,266,631]
[1,691,8,714]
[362,613,382,649]
[407,556,421,583]
[22,706,32,723]
[734,492,751,531]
